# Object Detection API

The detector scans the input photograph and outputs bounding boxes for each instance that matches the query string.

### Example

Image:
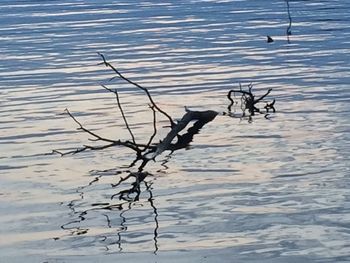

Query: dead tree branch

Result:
[227,84,275,117]
[143,109,218,160]
[98,52,175,128]
[142,105,157,152]
[65,108,116,144]
[101,85,136,144]
[55,58,276,207]
[54,108,142,155]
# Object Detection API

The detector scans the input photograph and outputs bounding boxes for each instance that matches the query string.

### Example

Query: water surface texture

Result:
[1,0,350,262]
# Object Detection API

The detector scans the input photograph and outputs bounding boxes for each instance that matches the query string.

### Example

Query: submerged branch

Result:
[227,84,275,117]
[144,109,218,160]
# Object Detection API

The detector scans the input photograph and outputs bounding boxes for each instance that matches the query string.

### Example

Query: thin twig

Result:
[254,88,272,104]
[142,105,157,152]
[101,85,136,144]
[98,52,175,127]
[286,0,292,43]
[65,108,116,143]
[53,109,142,155]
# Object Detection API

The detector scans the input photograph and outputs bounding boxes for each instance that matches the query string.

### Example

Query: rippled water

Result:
[1,0,350,262]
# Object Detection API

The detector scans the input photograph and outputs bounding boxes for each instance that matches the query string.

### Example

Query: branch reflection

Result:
[60,113,215,253]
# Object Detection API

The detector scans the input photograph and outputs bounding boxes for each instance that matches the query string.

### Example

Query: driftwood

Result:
[53,53,276,197]
[144,109,218,160]
[226,83,275,120]
[55,54,276,248]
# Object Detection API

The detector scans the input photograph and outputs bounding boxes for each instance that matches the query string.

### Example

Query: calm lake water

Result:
[1,0,350,262]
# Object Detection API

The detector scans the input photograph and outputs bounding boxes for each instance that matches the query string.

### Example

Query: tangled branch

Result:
[226,83,275,118]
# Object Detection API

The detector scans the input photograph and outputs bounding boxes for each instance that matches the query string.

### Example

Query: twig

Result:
[142,105,157,152]
[254,88,272,104]
[65,108,116,143]
[53,109,142,155]
[286,0,292,43]
[101,85,136,144]
[53,141,136,156]
[98,52,175,127]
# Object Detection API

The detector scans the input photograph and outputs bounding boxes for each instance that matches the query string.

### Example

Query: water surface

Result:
[0,0,350,262]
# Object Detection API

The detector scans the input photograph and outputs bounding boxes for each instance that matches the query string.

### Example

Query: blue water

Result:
[0,1,349,262]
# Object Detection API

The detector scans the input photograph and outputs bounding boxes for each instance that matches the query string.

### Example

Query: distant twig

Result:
[227,85,275,117]
[286,0,292,43]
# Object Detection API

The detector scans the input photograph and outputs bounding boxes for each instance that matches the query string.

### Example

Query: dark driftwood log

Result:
[144,109,218,160]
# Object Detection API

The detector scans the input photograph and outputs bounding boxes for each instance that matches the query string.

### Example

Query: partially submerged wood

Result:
[144,109,218,160]
[53,53,276,199]
[57,54,277,242]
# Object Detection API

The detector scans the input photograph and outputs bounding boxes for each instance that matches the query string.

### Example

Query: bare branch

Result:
[98,52,175,127]
[101,85,136,144]
[98,52,175,126]
[254,88,272,104]
[53,141,141,156]
[143,109,218,160]
[227,85,274,117]
[142,105,157,152]
[65,108,116,143]
[52,109,144,155]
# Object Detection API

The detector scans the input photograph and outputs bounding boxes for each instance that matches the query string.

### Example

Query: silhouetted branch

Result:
[143,109,218,160]
[98,52,175,127]
[52,142,122,156]
[101,85,136,144]
[254,88,272,104]
[57,55,278,252]
[65,108,116,143]
[53,108,142,155]
[227,84,275,117]
[142,105,157,152]
[286,0,292,43]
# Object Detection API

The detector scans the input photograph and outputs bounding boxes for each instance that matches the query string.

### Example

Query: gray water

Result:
[1,0,350,262]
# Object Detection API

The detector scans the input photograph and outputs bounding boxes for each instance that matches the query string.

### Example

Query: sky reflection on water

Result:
[0,0,350,262]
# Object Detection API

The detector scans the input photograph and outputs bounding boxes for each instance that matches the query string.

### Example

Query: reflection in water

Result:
[60,159,163,252]
[1,0,350,261]
[57,56,276,252]
[56,68,220,252]
[145,181,159,254]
